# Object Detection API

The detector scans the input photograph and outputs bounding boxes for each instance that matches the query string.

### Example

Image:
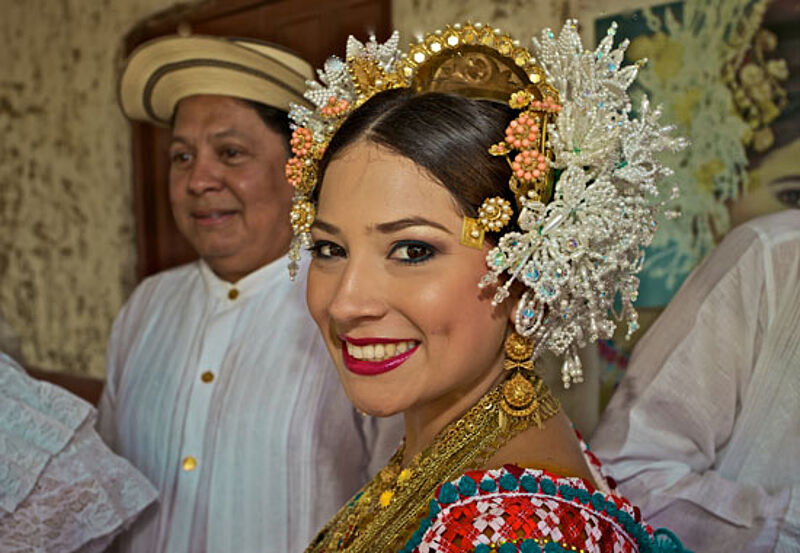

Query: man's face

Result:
[168,95,293,282]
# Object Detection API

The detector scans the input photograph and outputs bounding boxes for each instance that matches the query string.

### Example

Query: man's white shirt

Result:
[99,255,401,552]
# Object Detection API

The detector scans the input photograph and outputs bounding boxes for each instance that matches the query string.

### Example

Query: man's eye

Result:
[309,241,346,259]
[389,241,435,264]
[221,147,244,160]
[170,151,192,164]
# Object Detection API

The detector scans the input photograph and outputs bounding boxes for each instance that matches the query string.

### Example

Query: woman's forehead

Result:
[318,141,462,228]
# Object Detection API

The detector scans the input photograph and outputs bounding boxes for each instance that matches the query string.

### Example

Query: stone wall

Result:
[0,0,190,377]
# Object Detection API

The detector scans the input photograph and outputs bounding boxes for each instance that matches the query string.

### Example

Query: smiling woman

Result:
[289,21,691,553]
[310,138,513,428]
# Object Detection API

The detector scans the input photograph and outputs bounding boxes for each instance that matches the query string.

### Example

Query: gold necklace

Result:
[305,372,560,553]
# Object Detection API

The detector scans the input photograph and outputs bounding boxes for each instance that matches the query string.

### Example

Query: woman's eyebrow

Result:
[312,219,340,235]
[374,217,452,235]
[313,217,453,235]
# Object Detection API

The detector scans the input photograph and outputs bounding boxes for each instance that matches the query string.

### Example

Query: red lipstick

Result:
[340,337,419,376]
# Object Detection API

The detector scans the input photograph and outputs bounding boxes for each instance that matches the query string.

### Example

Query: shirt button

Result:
[228,288,239,300]
[201,371,215,383]
[182,456,197,472]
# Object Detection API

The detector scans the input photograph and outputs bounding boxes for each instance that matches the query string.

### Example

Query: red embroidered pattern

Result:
[414,467,650,553]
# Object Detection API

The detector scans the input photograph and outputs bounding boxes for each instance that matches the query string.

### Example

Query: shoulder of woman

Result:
[403,465,690,553]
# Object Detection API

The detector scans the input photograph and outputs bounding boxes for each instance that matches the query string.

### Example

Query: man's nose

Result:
[185,154,223,195]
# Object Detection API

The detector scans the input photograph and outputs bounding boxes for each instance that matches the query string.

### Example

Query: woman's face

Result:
[306,139,512,418]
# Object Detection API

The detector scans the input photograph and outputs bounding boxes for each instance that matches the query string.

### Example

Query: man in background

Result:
[99,35,401,552]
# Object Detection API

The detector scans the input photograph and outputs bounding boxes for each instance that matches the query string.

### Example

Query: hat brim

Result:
[120,35,314,126]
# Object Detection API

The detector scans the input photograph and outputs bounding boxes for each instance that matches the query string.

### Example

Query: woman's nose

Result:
[327,256,387,325]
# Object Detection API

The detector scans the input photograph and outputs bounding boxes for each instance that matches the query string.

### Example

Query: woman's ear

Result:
[504,281,526,326]
[508,297,519,326]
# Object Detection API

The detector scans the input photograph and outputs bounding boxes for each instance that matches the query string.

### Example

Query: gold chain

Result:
[305,375,560,553]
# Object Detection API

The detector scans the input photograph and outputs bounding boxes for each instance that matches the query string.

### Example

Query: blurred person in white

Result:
[592,209,800,552]
[100,35,401,553]
[0,351,156,552]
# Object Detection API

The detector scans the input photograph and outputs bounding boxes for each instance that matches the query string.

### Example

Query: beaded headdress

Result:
[286,21,686,387]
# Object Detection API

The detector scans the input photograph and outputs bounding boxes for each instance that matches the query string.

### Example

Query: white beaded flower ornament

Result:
[286,21,686,387]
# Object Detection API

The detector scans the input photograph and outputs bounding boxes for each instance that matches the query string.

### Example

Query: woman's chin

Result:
[348,394,405,418]
[336,371,408,416]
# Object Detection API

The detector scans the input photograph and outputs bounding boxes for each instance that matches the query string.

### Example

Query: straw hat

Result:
[119,35,314,126]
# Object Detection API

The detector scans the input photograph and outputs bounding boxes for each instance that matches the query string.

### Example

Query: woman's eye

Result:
[309,240,346,259]
[389,241,435,264]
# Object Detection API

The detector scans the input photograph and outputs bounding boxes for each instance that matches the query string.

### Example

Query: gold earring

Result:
[499,331,560,428]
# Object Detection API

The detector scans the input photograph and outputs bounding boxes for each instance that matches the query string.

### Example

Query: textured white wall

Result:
[0,0,192,377]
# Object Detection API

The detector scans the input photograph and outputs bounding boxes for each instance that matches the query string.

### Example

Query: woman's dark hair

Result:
[316,89,518,228]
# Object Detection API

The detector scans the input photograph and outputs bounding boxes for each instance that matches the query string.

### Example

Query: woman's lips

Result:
[340,336,420,376]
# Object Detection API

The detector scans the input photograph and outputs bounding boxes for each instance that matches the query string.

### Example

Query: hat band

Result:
[143,58,307,123]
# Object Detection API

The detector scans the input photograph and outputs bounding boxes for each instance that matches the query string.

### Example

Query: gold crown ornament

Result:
[287,20,686,387]
[285,23,561,255]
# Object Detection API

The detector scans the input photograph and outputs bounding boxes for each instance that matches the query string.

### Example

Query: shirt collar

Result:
[198,255,287,302]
